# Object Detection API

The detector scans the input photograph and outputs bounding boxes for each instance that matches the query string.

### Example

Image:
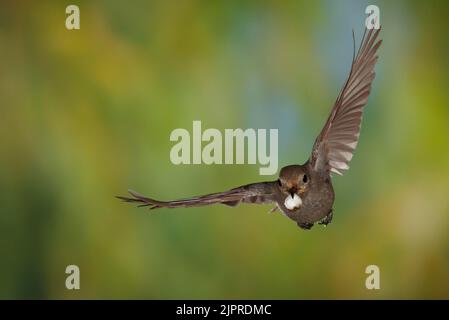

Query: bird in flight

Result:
[117,27,382,230]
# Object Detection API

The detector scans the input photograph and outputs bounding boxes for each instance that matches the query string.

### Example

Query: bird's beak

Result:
[298,186,306,194]
[288,188,296,198]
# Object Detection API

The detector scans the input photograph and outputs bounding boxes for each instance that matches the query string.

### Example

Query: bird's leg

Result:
[319,209,333,226]
[297,221,314,230]
[269,206,279,213]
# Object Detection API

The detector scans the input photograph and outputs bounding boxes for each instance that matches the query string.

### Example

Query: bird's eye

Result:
[302,175,308,183]
[278,179,282,187]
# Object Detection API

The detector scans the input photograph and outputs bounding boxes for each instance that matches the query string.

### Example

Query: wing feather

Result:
[117,182,277,210]
[310,27,382,175]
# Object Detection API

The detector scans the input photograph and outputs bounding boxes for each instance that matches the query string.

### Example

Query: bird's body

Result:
[118,26,382,230]
[275,163,334,228]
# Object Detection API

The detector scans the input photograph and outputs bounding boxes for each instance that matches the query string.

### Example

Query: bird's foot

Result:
[319,209,333,226]
[297,222,314,230]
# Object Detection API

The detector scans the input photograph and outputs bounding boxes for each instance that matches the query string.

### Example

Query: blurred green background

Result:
[1,0,448,299]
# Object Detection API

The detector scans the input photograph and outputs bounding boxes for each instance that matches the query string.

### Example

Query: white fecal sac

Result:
[284,193,302,210]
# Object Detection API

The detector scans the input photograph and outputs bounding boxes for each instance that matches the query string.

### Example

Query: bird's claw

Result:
[297,222,314,230]
[319,209,333,226]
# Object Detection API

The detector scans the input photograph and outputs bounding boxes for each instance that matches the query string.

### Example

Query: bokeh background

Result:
[1,0,448,299]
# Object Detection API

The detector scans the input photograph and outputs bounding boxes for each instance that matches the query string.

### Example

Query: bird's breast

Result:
[278,176,335,224]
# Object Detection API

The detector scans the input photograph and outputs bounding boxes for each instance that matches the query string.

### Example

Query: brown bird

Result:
[117,27,382,230]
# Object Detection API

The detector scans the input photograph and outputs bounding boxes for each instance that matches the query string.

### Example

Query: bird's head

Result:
[278,165,309,196]
[278,165,309,210]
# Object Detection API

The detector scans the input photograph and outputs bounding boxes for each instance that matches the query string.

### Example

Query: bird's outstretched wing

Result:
[310,27,382,175]
[117,181,278,209]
